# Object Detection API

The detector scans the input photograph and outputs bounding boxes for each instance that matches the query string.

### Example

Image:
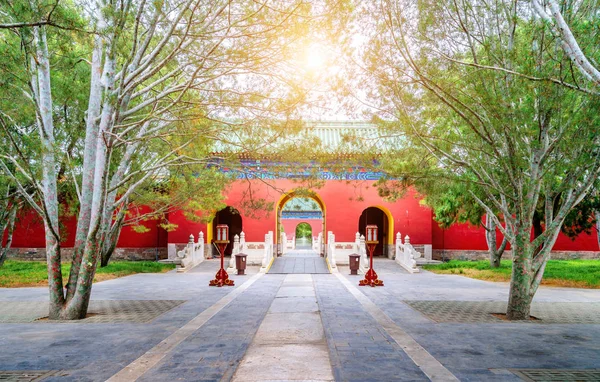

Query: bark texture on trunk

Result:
[0,205,17,267]
[32,24,65,319]
[506,231,534,320]
[485,214,508,268]
[594,210,600,248]
[67,27,105,301]
[100,211,125,267]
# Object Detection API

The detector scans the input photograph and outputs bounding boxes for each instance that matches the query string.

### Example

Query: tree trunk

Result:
[100,212,125,267]
[595,210,600,251]
[60,231,101,320]
[506,230,534,320]
[485,214,507,268]
[66,27,105,301]
[0,205,17,267]
[32,24,65,319]
[490,250,502,268]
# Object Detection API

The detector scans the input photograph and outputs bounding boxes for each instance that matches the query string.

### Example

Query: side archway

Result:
[210,206,242,256]
[358,206,394,257]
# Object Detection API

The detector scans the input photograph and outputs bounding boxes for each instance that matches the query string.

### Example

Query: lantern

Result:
[365,224,378,244]
[215,224,229,243]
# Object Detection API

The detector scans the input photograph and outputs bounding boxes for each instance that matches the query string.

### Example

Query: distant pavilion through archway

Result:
[276,190,325,255]
[294,222,313,249]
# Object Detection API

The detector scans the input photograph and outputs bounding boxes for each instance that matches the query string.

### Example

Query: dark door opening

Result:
[212,206,242,256]
[358,207,388,256]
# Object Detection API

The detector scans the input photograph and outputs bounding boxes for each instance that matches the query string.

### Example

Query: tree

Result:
[0,0,339,320]
[532,0,600,86]
[362,0,600,320]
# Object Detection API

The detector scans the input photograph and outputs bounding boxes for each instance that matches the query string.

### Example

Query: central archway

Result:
[276,190,326,255]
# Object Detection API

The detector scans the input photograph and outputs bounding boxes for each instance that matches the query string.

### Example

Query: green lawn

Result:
[422,259,600,288]
[0,260,175,287]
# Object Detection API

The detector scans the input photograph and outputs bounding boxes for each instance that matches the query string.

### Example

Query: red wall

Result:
[431,219,599,251]
[167,179,433,245]
[6,207,167,249]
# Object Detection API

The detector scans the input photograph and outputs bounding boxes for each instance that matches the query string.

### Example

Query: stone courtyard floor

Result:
[0,258,599,381]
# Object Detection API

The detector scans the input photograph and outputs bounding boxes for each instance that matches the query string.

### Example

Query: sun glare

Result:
[303,44,326,70]
[306,50,325,69]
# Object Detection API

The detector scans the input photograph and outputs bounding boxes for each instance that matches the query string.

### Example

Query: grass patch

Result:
[422,259,600,288]
[0,260,175,288]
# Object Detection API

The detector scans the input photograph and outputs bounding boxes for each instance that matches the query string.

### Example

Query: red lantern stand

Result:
[209,224,234,287]
[359,224,384,287]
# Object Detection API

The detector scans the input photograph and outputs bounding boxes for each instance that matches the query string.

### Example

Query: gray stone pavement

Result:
[314,274,429,381]
[339,258,600,382]
[269,249,329,274]
[0,257,599,381]
[233,274,334,381]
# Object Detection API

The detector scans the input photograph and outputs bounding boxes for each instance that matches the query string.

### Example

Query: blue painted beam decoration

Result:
[281,211,323,219]
[210,158,385,180]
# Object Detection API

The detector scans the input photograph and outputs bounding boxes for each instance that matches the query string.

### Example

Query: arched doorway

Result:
[295,222,313,249]
[212,206,242,256]
[358,207,391,257]
[276,190,326,255]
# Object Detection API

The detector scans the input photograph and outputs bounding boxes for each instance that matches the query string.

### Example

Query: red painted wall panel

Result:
[431,219,599,251]
[166,210,207,243]
[7,207,167,249]
[165,179,433,245]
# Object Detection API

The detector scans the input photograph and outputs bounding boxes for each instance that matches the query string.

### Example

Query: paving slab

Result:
[232,343,334,382]
[269,250,329,274]
[232,274,334,382]
[276,286,316,297]
[268,296,319,313]
[254,312,325,345]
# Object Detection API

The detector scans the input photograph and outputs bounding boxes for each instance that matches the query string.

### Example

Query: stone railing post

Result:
[395,232,402,265]
[240,231,246,252]
[281,232,287,255]
[318,232,323,254]
[328,232,336,268]
[261,231,273,271]
[188,234,195,259]
[229,234,240,270]
[354,232,360,252]
[359,234,368,274]
[197,232,205,263]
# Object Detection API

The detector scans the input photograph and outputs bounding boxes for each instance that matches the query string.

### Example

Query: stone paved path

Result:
[314,274,430,381]
[269,249,329,274]
[232,274,334,381]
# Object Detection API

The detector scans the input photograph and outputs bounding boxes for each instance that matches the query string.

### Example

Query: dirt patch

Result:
[491,313,541,321]
[36,313,101,321]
